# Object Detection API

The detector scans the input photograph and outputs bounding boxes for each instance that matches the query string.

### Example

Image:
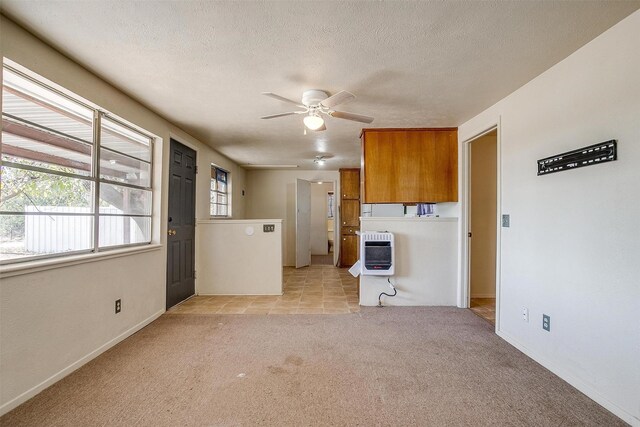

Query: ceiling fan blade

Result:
[312,123,327,132]
[329,110,374,124]
[320,90,355,108]
[262,92,305,107]
[260,112,303,119]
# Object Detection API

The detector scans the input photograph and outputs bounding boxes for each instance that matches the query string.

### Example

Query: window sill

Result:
[0,244,162,279]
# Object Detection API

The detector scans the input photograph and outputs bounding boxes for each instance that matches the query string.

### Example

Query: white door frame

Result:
[460,121,502,333]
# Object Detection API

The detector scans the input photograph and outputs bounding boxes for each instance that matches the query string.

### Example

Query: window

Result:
[210,166,229,217]
[0,64,153,264]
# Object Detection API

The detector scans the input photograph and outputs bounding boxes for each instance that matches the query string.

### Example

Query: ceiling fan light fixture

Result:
[303,114,324,130]
[314,156,326,166]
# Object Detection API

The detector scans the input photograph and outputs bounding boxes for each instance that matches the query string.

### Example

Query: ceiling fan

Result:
[260,89,374,131]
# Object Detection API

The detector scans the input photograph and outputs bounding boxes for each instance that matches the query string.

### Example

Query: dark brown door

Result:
[166,139,196,309]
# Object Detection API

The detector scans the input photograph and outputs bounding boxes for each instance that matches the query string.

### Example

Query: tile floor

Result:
[167,265,359,315]
[469,298,496,325]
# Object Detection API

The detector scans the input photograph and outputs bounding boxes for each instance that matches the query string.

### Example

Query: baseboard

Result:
[497,330,639,426]
[0,309,165,416]
[470,293,496,298]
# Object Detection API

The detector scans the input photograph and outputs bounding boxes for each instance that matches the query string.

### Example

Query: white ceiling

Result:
[2,1,638,169]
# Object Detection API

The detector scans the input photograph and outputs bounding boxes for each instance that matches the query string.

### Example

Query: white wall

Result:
[245,169,340,266]
[310,182,333,255]
[360,218,458,306]
[196,220,282,295]
[0,249,164,412]
[0,16,245,415]
[459,11,640,425]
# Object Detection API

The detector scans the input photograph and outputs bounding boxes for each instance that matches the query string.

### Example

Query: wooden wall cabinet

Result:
[339,168,360,267]
[340,169,360,200]
[361,128,458,203]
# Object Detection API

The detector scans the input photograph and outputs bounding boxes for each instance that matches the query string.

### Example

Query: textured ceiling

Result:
[2,1,638,169]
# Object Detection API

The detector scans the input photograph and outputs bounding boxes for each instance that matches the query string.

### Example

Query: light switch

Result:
[502,214,510,228]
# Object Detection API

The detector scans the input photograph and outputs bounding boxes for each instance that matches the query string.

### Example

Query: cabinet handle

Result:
[343,238,346,241]
[343,221,346,225]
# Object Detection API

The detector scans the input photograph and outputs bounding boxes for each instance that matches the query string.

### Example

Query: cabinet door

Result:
[363,130,408,203]
[340,235,358,267]
[341,199,360,226]
[433,130,458,202]
[341,226,359,235]
[340,169,360,200]
[362,129,457,203]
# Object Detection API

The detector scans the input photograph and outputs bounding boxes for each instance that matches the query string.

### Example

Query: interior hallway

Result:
[168,265,359,315]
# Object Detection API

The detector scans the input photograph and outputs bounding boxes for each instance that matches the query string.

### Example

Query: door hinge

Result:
[195,166,198,174]
[194,270,197,279]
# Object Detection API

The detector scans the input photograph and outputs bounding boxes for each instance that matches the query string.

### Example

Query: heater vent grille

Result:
[361,232,393,241]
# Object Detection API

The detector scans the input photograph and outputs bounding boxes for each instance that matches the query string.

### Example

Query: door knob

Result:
[168,229,176,236]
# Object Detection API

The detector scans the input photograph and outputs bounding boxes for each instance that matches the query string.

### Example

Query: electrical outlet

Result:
[522,307,529,322]
[115,299,121,314]
[542,314,550,331]
[263,224,275,232]
[502,214,510,228]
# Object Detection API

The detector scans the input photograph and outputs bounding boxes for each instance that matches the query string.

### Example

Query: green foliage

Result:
[0,163,92,241]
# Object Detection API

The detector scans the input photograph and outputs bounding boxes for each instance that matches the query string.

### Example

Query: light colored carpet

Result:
[1,308,624,426]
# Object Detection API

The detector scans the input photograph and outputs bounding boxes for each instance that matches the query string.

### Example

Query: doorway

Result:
[295,179,337,268]
[166,139,197,309]
[467,129,498,325]
[310,183,335,265]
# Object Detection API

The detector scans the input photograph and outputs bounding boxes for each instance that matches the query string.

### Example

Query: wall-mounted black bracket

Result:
[537,140,617,176]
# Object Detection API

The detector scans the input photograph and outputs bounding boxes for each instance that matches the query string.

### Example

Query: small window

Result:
[210,166,229,217]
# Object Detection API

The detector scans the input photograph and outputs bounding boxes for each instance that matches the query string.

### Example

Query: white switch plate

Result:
[522,307,529,322]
